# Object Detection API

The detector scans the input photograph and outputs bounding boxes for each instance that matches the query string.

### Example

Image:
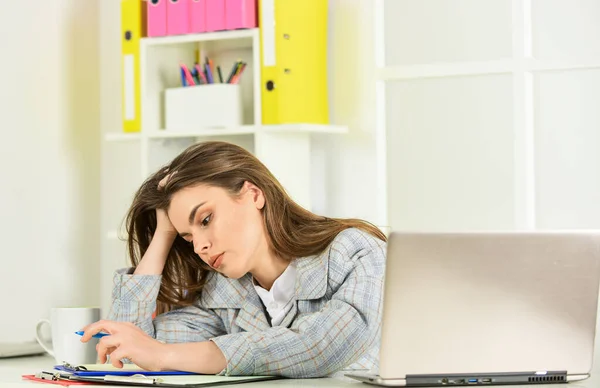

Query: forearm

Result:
[134,232,176,275]
[211,314,374,378]
[161,341,227,374]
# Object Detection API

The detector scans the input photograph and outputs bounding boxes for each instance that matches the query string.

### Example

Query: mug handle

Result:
[35,319,54,357]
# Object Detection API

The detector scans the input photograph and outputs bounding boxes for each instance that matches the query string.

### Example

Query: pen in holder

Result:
[164,84,242,131]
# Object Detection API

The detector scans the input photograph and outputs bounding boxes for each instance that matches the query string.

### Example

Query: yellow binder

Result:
[121,0,145,133]
[259,0,329,125]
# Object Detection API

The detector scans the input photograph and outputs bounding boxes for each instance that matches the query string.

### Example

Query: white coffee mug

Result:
[35,307,101,365]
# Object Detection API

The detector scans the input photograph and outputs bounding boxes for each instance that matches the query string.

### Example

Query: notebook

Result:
[55,363,195,376]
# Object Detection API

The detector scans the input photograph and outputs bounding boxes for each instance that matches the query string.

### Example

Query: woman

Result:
[81,141,387,378]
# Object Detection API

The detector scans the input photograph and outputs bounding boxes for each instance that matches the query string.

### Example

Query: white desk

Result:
[0,355,598,387]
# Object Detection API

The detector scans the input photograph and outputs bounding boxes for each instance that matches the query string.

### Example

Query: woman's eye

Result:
[201,214,212,227]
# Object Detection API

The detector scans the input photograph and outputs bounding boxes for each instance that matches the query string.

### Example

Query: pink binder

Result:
[205,0,226,32]
[225,0,256,30]
[189,0,207,33]
[167,0,189,35]
[147,0,167,37]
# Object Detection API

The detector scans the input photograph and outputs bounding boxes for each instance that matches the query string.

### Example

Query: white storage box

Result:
[164,84,242,131]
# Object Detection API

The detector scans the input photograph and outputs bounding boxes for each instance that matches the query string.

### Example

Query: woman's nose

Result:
[193,235,210,256]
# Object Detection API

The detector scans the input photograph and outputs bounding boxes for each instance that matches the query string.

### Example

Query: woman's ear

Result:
[243,181,265,210]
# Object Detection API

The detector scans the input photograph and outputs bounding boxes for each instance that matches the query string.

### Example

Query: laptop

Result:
[347,231,600,386]
[0,340,45,358]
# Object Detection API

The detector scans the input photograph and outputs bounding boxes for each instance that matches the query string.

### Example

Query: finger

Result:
[158,170,177,189]
[80,320,118,343]
[97,335,121,363]
[109,347,126,369]
[158,175,170,188]
[98,334,121,349]
[80,320,109,342]
[97,345,116,364]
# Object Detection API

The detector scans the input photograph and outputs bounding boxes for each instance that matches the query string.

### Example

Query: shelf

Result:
[149,128,256,138]
[105,124,348,141]
[150,124,348,138]
[141,28,258,47]
[105,132,141,141]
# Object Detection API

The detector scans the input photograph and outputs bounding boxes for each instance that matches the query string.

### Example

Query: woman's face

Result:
[167,182,267,279]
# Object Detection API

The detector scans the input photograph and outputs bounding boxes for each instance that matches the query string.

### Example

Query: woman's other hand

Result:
[155,208,177,237]
[80,320,168,371]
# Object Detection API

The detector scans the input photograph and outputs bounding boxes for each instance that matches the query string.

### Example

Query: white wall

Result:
[99,0,134,317]
[0,1,101,342]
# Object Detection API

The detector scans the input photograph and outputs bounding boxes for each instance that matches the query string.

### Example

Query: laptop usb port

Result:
[468,379,478,384]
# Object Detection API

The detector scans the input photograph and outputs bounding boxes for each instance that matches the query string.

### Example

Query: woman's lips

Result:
[212,253,224,269]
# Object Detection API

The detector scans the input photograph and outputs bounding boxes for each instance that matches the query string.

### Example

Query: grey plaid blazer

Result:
[108,227,386,378]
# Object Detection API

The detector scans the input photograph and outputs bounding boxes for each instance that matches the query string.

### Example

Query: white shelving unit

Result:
[104,28,347,240]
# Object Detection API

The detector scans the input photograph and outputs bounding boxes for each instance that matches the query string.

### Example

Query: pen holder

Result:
[164,84,242,131]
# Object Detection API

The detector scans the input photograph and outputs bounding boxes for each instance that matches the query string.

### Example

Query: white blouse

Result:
[253,260,297,326]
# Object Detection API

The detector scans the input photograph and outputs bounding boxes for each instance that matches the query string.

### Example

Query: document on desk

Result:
[54,362,195,376]
[70,374,280,387]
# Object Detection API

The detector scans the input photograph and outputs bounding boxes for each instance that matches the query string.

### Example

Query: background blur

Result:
[1,0,599,364]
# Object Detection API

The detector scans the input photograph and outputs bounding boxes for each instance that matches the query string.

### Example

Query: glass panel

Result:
[532,0,600,60]
[383,0,512,65]
[385,74,515,230]
[535,69,600,228]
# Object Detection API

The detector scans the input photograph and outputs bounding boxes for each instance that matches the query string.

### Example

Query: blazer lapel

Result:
[200,272,271,332]
[278,300,298,328]
[235,286,271,332]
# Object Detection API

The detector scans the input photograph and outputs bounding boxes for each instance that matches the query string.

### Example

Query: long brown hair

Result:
[125,141,386,314]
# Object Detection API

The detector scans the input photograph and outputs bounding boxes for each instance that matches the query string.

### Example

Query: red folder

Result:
[22,374,91,386]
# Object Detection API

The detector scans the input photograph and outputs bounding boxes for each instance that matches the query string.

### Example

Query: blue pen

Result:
[191,67,201,85]
[74,330,110,339]
[180,66,187,87]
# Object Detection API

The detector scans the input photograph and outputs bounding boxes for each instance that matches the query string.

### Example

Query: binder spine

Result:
[167,0,190,35]
[189,0,207,33]
[259,0,329,125]
[121,0,145,133]
[147,0,167,37]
